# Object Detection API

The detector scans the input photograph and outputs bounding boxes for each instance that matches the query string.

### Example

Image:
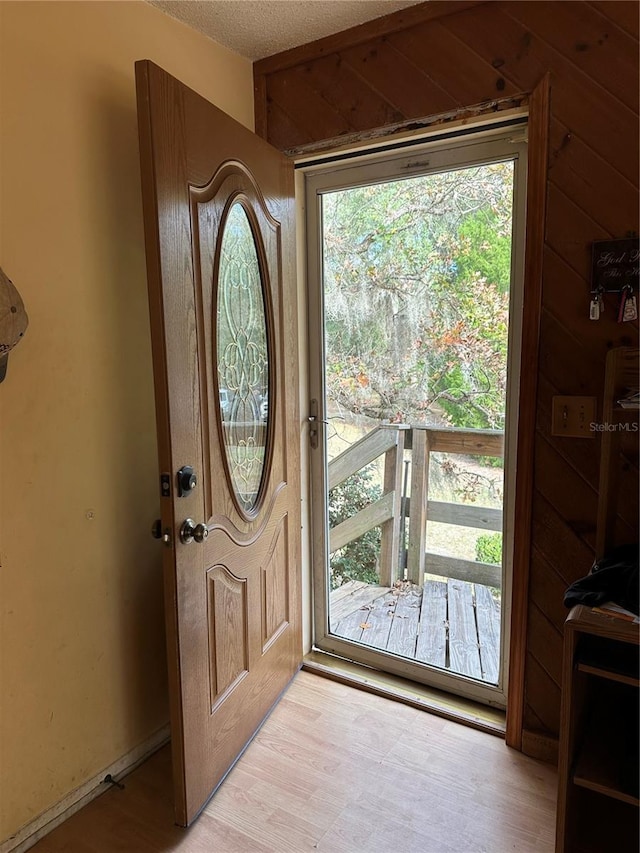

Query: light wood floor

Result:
[32,671,557,853]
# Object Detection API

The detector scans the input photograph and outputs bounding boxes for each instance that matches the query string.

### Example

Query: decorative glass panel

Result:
[216,202,269,513]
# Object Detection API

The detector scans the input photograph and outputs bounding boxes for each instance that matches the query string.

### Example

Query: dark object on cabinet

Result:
[563,544,639,615]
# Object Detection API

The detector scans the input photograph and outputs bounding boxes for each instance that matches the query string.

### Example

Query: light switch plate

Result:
[551,396,597,438]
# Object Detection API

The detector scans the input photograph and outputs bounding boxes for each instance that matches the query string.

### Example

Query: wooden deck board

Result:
[333,603,369,642]
[330,579,368,605]
[386,585,421,658]
[359,590,396,648]
[447,578,482,679]
[415,579,447,668]
[330,577,500,685]
[475,583,501,684]
[329,582,391,629]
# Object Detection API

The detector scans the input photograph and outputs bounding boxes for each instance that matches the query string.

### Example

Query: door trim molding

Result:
[505,74,551,751]
[0,726,170,853]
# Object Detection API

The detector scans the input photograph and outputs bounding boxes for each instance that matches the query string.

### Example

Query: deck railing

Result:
[328,425,504,588]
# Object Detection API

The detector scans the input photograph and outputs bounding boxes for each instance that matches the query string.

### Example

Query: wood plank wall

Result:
[254,0,640,747]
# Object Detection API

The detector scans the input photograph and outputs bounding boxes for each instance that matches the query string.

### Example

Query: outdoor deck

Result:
[330,578,500,683]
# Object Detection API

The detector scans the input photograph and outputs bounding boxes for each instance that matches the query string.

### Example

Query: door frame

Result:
[293,80,550,740]
[504,76,550,749]
[302,120,528,708]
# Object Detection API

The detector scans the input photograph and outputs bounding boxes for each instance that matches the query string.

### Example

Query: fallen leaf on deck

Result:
[359,622,372,629]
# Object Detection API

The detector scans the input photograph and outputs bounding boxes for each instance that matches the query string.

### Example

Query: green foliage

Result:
[456,209,512,294]
[436,364,492,430]
[475,533,503,566]
[478,454,504,469]
[328,466,381,590]
[322,161,514,430]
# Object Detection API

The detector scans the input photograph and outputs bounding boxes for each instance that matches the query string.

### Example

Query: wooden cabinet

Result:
[556,347,639,851]
[555,606,639,852]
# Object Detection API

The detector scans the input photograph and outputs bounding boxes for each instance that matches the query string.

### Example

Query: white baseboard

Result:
[1,724,171,853]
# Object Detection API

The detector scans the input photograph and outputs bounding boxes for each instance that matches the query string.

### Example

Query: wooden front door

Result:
[135,61,301,826]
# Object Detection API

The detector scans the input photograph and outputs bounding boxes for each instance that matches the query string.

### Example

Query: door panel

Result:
[136,60,301,826]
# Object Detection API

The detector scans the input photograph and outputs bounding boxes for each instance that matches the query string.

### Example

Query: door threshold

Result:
[303,650,506,737]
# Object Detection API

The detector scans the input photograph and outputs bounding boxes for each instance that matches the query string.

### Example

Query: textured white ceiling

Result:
[149,0,423,61]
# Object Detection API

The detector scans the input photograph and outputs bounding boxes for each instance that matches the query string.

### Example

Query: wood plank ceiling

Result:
[254,0,639,745]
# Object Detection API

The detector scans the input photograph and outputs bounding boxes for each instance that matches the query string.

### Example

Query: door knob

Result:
[180,518,209,545]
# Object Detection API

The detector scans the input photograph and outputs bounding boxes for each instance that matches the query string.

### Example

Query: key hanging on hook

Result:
[617,286,628,322]
[620,285,638,322]
[616,285,633,322]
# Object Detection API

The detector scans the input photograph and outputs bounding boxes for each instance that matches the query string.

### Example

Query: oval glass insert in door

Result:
[216,201,270,515]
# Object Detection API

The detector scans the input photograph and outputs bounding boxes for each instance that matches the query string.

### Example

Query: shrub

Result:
[475,532,502,565]
[328,465,381,590]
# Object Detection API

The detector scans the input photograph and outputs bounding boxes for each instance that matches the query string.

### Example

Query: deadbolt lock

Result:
[177,465,197,497]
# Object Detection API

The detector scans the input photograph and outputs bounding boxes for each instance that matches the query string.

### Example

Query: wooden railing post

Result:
[407,427,429,585]
[379,429,405,586]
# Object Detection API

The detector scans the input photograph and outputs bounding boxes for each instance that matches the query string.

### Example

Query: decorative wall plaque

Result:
[591,237,639,293]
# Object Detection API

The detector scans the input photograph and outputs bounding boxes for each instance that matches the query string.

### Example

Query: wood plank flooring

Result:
[331,579,501,682]
[31,672,557,853]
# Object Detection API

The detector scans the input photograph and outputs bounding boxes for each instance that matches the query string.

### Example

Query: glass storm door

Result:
[306,126,527,708]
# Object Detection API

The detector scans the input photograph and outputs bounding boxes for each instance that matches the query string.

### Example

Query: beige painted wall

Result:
[0,1,253,841]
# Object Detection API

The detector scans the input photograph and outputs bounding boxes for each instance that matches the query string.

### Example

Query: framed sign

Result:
[591,237,639,292]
